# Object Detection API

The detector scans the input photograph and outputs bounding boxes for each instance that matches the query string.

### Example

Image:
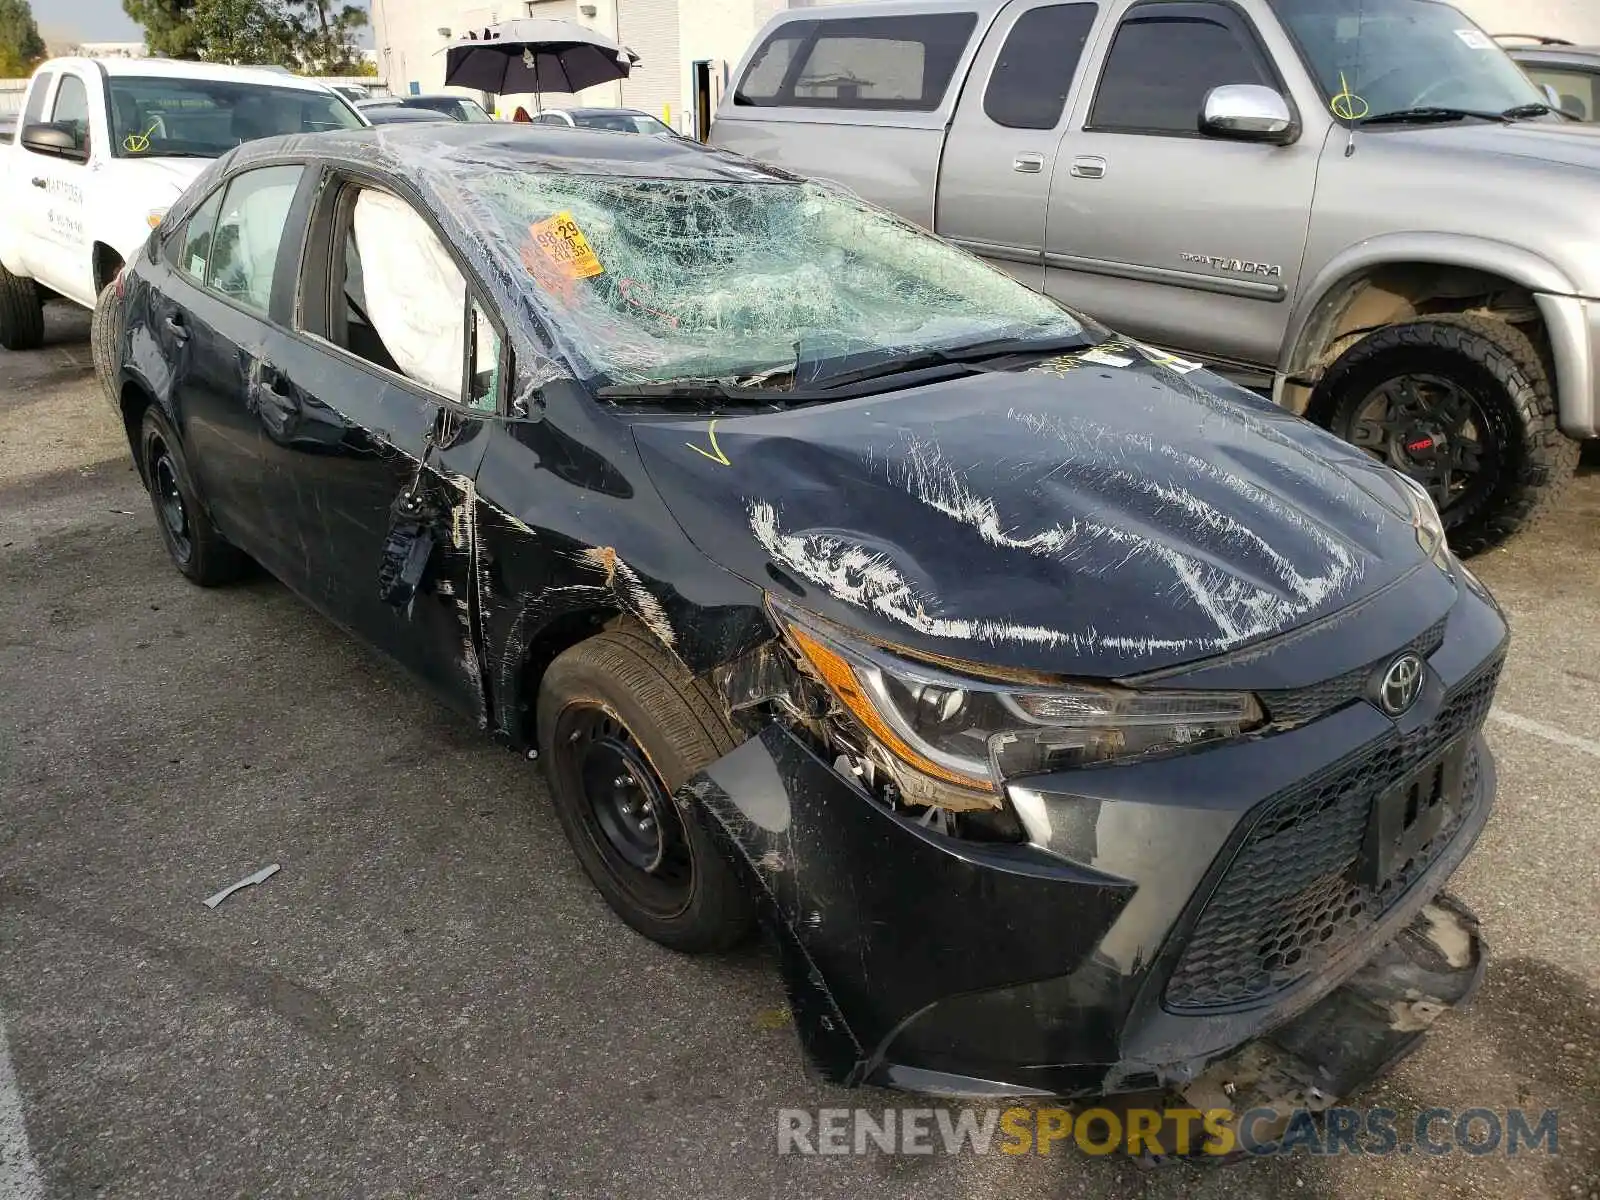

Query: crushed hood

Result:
[632,351,1427,677]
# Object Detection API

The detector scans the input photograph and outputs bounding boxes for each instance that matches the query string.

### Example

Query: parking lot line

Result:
[1489,708,1600,760]
[0,1018,43,1200]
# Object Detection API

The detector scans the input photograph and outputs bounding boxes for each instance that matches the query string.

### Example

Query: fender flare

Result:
[1277,233,1579,390]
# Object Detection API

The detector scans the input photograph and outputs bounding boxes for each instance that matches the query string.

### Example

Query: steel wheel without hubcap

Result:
[1344,373,1495,517]
[555,703,695,919]
[151,440,193,565]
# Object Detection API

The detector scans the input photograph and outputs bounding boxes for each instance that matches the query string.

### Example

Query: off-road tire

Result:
[91,282,120,402]
[538,625,756,953]
[1312,314,1580,557]
[0,262,44,351]
[138,407,248,586]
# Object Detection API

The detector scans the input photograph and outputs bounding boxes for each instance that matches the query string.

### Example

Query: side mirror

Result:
[1201,84,1299,145]
[21,122,88,162]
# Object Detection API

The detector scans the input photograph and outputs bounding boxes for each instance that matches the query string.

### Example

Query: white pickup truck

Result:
[0,57,364,357]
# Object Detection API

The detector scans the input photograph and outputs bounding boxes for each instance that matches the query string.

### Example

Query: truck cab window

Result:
[984,3,1099,129]
[1090,6,1273,134]
[21,72,54,128]
[50,74,92,156]
[735,13,978,111]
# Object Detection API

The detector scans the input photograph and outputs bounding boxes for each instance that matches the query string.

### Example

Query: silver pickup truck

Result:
[710,0,1599,555]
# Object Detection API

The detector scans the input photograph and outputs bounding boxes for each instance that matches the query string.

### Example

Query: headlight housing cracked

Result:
[1392,469,1451,569]
[774,603,1265,813]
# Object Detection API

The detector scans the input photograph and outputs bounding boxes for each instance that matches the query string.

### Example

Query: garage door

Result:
[618,0,681,126]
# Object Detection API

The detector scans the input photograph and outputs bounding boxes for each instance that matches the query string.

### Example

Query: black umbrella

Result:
[445,19,642,103]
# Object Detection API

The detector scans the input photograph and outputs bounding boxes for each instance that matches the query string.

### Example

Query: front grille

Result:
[1164,655,1502,1012]
[1259,616,1450,727]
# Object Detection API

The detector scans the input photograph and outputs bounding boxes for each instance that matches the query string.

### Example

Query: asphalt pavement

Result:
[0,305,1596,1199]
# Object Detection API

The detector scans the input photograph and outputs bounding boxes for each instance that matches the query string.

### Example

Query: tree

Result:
[283,0,368,74]
[0,0,45,78]
[122,0,203,59]
[126,0,370,73]
[187,0,297,66]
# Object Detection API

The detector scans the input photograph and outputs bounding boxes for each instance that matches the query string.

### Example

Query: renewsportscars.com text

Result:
[776,1106,1561,1159]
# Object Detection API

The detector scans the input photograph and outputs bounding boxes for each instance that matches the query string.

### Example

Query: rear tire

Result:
[1312,315,1580,557]
[0,262,44,351]
[91,281,120,402]
[537,625,756,954]
[138,407,247,586]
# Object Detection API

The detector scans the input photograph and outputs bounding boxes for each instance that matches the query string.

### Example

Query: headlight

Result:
[1392,470,1450,567]
[775,604,1264,811]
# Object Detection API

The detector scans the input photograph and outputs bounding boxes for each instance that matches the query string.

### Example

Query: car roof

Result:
[38,56,340,93]
[216,122,793,182]
[1507,46,1600,66]
[565,107,657,118]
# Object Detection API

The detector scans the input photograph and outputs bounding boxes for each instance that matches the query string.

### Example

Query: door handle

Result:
[163,315,189,343]
[1070,156,1108,180]
[1013,153,1045,174]
[30,177,47,189]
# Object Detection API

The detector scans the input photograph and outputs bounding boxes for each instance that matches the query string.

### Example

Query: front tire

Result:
[91,281,120,402]
[0,262,44,351]
[138,407,247,586]
[1312,315,1580,557]
[537,625,756,954]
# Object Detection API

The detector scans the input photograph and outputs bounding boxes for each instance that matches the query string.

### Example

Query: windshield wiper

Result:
[1360,106,1512,126]
[595,380,788,407]
[806,332,1094,391]
[1501,102,1567,121]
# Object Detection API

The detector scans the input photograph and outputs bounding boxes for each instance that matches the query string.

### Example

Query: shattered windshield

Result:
[458,173,1082,387]
[1270,0,1545,121]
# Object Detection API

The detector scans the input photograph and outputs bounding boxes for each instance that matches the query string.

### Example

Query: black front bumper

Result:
[681,585,1506,1100]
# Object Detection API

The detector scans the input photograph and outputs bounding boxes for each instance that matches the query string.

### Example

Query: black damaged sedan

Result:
[108,125,1506,1111]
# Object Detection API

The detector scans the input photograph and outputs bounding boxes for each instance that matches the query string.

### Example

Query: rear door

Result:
[262,172,499,720]
[148,163,309,558]
[935,2,1100,289]
[1044,0,1322,367]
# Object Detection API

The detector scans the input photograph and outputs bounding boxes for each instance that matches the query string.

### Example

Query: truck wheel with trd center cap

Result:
[1311,314,1581,558]
[0,262,44,351]
[537,625,757,954]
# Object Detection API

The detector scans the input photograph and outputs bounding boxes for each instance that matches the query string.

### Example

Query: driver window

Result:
[333,187,469,400]
[50,74,91,156]
[1089,6,1273,135]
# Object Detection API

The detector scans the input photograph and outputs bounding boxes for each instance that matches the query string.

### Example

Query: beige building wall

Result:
[1453,0,1600,42]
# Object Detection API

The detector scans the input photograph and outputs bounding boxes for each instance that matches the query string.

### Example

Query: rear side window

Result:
[1523,65,1597,121]
[205,165,305,313]
[174,188,224,283]
[734,13,979,111]
[1090,3,1273,134]
[22,73,54,127]
[984,3,1099,129]
[51,74,92,155]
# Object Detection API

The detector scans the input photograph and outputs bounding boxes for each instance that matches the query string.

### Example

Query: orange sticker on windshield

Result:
[528,211,603,279]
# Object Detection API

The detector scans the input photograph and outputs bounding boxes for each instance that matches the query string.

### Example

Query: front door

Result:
[1044,0,1323,367]
[25,68,96,304]
[264,173,503,721]
[935,1,1101,290]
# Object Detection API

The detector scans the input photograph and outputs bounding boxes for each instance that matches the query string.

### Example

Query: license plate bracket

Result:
[1357,743,1468,888]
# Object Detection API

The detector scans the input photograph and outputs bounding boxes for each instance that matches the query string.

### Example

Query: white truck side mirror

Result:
[1201,84,1299,145]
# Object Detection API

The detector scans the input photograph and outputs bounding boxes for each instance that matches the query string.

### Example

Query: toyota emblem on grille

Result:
[1378,653,1425,716]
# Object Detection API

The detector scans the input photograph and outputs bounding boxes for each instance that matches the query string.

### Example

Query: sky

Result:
[42,0,374,46]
